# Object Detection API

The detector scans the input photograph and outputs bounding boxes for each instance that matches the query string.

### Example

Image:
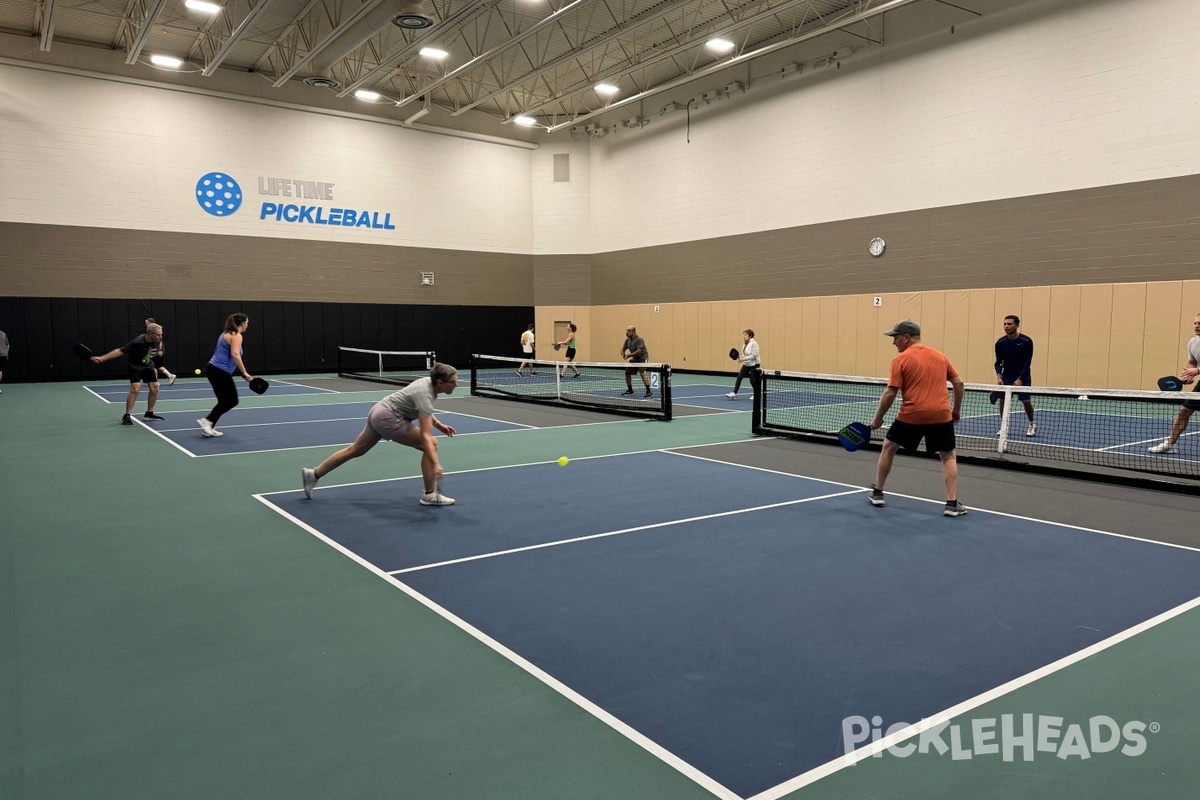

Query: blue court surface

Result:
[85,378,334,402]
[674,382,751,411]
[139,402,530,456]
[258,450,1200,799]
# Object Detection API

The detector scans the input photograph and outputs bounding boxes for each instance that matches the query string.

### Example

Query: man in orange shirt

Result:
[868,320,967,517]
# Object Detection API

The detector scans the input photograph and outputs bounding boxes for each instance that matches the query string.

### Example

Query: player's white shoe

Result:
[420,490,455,506]
[1148,440,1178,454]
[1026,422,1036,437]
[198,418,216,437]
[726,392,737,399]
[301,468,318,499]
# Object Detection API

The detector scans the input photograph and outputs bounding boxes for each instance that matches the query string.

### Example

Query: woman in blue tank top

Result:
[198,313,255,437]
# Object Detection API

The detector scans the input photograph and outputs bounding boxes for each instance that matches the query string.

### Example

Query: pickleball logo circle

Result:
[195,172,243,216]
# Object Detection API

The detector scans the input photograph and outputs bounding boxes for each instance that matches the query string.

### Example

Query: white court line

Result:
[255,437,757,496]
[747,594,1200,800]
[82,385,112,404]
[1098,429,1200,452]
[389,490,865,575]
[190,427,525,457]
[135,417,199,458]
[252,493,742,800]
[259,442,1200,799]
[679,446,1200,554]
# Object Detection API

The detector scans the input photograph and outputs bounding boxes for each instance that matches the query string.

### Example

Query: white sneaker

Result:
[197,418,216,437]
[301,468,318,499]
[1148,440,1178,454]
[420,490,455,506]
[167,372,176,386]
[726,392,737,399]
[1026,422,1036,437]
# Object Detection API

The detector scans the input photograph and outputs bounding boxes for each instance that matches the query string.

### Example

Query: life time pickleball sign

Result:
[194,172,395,230]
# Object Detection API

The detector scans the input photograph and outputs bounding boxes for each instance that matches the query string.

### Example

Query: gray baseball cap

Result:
[884,320,921,337]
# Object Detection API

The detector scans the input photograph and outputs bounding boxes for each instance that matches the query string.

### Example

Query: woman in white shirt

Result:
[726,329,761,399]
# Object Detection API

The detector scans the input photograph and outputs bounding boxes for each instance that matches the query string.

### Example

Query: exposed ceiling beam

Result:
[270,0,388,87]
[341,0,589,103]
[123,0,171,65]
[203,0,284,76]
[543,0,920,132]
[451,0,702,117]
[38,0,58,51]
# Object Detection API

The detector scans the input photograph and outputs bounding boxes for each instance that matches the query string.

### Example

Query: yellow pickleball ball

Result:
[194,369,202,375]
[557,456,569,467]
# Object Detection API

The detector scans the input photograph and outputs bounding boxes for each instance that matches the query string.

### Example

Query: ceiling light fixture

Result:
[354,89,381,101]
[419,47,448,59]
[184,0,222,13]
[149,54,183,69]
[513,115,538,126]
[594,83,619,96]
[705,38,735,53]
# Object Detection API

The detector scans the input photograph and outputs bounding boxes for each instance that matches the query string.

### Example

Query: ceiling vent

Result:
[392,0,433,29]
[304,75,340,89]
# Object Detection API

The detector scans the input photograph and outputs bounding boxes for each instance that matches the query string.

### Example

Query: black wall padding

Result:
[0,297,533,380]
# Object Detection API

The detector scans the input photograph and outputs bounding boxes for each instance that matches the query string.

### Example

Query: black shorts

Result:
[129,367,158,384]
[625,362,647,375]
[0,356,7,369]
[1184,382,1200,412]
[565,347,576,359]
[153,354,165,369]
[886,419,956,453]
[999,377,1032,403]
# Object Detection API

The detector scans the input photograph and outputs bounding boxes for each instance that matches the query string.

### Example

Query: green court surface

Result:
[2,375,1199,800]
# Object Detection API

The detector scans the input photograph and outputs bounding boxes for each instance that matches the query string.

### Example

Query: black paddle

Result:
[1157,375,1184,392]
[248,377,270,395]
[73,343,93,360]
[728,347,739,361]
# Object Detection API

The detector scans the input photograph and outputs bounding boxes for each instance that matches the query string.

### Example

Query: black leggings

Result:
[205,364,239,424]
[733,365,760,394]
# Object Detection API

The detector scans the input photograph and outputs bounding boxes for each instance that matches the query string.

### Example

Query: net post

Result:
[663,364,672,421]
[752,370,765,434]
[997,386,1013,453]
[469,354,478,395]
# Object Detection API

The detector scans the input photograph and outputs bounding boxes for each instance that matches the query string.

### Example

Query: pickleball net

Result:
[338,347,436,387]
[752,370,1200,481]
[470,354,672,420]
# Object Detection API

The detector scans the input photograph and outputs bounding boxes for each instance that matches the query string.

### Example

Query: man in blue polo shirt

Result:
[995,314,1036,437]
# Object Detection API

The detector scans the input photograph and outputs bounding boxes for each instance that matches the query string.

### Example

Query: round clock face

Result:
[869,237,886,257]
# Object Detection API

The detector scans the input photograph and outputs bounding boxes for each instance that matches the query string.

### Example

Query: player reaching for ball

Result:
[302,363,460,506]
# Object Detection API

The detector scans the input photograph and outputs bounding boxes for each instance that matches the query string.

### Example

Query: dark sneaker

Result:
[621,389,635,396]
[121,414,133,426]
[868,484,885,507]
[944,501,968,517]
[143,412,164,421]
[644,388,653,398]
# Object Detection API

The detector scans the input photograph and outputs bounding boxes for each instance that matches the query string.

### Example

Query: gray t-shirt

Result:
[624,334,648,363]
[379,376,437,420]
[1189,335,1200,366]
[0,330,8,357]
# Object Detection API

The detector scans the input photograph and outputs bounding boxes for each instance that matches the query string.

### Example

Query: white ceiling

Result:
[2,0,1049,140]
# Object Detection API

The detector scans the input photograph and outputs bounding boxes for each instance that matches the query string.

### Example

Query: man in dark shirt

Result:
[994,315,1036,437]
[91,324,166,425]
[621,325,652,398]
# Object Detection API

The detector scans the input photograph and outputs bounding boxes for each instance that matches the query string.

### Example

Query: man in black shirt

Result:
[92,324,166,425]
[994,315,1036,437]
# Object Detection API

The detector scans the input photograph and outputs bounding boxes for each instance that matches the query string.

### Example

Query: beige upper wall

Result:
[565,280,1200,391]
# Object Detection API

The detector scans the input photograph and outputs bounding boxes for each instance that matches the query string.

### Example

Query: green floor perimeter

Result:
[2,377,1197,799]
